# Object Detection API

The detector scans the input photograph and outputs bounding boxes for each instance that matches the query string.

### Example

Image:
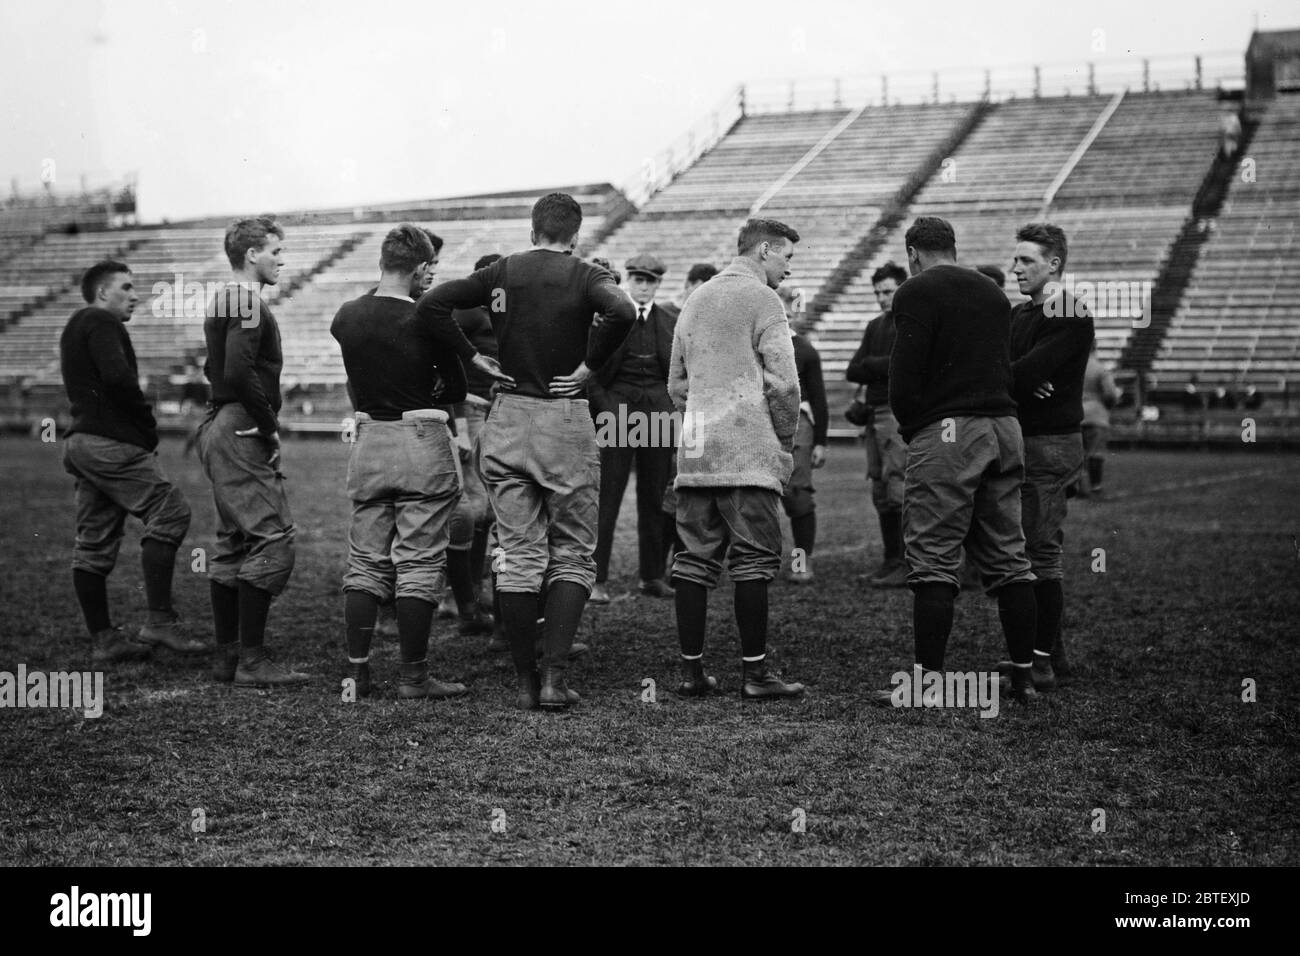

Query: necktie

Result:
[638,307,646,323]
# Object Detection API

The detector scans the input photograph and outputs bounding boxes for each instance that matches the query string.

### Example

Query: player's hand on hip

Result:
[1033,381,1055,400]
[472,354,516,390]
[549,362,592,397]
[235,426,281,465]
[811,445,827,468]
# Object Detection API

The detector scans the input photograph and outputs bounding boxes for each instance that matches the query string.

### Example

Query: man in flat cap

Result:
[588,253,679,603]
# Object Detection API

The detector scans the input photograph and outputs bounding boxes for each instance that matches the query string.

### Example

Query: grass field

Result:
[1,434,1297,866]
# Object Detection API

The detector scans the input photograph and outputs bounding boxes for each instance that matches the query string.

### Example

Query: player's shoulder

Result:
[68,305,117,327]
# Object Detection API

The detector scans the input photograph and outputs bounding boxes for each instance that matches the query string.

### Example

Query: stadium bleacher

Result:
[1153,92,1300,394]
[1,68,1297,438]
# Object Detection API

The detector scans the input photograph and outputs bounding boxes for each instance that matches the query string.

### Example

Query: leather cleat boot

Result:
[538,666,577,710]
[397,660,466,700]
[995,656,1057,691]
[374,609,399,642]
[234,649,310,688]
[138,615,208,654]
[675,658,718,697]
[1001,668,1039,706]
[870,560,909,588]
[741,658,805,700]
[212,643,240,682]
[517,670,541,710]
[1050,633,1072,682]
[588,583,611,605]
[348,661,372,698]
[518,669,578,710]
[638,579,675,599]
[91,626,153,665]
[458,606,495,637]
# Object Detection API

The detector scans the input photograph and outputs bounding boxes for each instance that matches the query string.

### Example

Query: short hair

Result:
[474,253,502,271]
[1016,222,1068,271]
[422,229,444,254]
[904,217,956,254]
[687,263,719,284]
[737,218,800,255]
[531,192,583,244]
[590,256,621,284]
[975,264,1006,287]
[871,261,908,287]
[379,224,436,274]
[224,215,283,269]
[81,260,130,304]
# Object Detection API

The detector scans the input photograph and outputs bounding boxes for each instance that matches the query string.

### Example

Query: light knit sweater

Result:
[668,256,800,493]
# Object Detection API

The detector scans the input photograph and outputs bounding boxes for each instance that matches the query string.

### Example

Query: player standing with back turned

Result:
[421,193,635,711]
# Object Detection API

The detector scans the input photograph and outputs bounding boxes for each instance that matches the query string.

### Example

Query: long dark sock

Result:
[445,548,477,615]
[344,590,378,660]
[72,569,111,634]
[541,581,586,669]
[996,581,1037,666]
[912,582,956,671]
[395,596,435,664]
[674,579,708,657]
[469,525,490,590]
[210,581,239,645]
[140,538,178,618]
[879,509,903,561]
[734,579,769,659]
[1033,579,1063,656]
[236,581,273,650]
[498,592,541,675]
[491,573,504,637]
[790,512,816,557]
[1088,458,1104,490]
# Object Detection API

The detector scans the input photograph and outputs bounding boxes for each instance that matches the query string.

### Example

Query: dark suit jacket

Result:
[588,300,678,416]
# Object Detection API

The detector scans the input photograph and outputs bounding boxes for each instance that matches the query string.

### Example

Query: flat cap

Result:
[624,253,666,279]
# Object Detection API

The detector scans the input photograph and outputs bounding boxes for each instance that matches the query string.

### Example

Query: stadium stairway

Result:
[1121,111,1262,377]
[813,91,1226,428]
[1150,92,1300,398]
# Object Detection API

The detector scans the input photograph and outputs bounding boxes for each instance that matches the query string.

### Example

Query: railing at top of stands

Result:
[5,171,138,206]
[741,51,1244,112]
[617,85,746,209]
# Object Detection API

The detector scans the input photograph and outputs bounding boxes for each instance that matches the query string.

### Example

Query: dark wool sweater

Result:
[846,310,896,408]
[203,285,285,435]
[332,294,468,419]
[420,249,635,400]
[1008,297,1095,436]
[60,307,158,451]
[888,264,1017,442]
[793,332,829,445]
[453,305,499,402]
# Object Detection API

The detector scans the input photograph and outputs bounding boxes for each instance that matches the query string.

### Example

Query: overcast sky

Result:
[1,0,1293,221]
